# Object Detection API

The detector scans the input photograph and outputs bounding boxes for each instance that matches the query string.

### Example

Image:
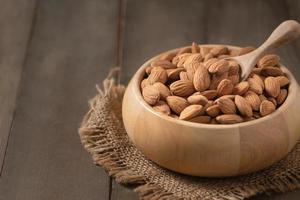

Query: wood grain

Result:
[0,0,36,174]
[0,0,119,199]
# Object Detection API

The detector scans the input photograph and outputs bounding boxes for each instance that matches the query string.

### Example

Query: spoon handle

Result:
[240,20,300,80]
[258,20,300,52]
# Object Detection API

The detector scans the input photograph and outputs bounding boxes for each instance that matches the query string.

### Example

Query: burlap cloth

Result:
[79,69,300,200]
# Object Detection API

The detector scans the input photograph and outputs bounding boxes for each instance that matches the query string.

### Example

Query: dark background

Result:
[0,0,299,199]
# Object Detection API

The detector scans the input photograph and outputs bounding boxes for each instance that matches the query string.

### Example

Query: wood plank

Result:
[0,0,36,173]
[114,0,300,199]
[0,0,119,199]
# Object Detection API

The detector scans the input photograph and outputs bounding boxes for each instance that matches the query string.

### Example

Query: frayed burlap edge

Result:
[78,68,300,200]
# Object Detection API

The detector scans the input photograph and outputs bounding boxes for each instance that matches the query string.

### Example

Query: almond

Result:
[276,89,288,105]
[189,116,211,123]
[217,98,236,114]
[258,54,280,68]
[170,80,195,97]
[238,46,255,55]
[193,66,211,92]
[151,59,177,69]
[141,79,149,89]
[210,72,228,90]
[244,91,261,111]
[153,82,171,100]
[228,74,240,85]
[172,53,192,67]
[251,74,264,89]
[261,66,284,77]
[152,101,171,115]
[187,95,208,105]
[167,67,185,80]
[216,94,236,102]
[268,97,277,107]
[201,100,214,115]
[201,90,218,100]
[206,105,221,117]
[228,61,240,75]
[183,53,203,69]
[159,51,177,61]
[216,114,243,124]
[248,77,263,94]
[177,47,191,55]
[142,85,160,105]
[260,100,276,116]
[166,96,189,114]
[259,94,267,102]
[148,67,168,84]
[264,77,280,97]
[179,105,203,120]
[235,95,253,117]
[217,79,234,96]
[204,58,218,70]
[251,68,262,75]
[275,76,290,87]
[186,62,201,80]
[210,46,228,56]
[204,53,214,62]
[208,59,230,75]
[191,42,200,53]
[179,71,189,81]
[200,46,211,57]
[243,116,255,121]
[232,81,249,95]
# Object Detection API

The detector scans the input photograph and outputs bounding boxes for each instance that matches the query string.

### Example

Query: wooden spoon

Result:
[228,20,300,80]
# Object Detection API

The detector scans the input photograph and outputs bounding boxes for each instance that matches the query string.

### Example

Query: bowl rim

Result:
[132,44,299,129]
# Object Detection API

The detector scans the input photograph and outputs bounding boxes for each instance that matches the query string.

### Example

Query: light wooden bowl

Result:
[122,45,300,177]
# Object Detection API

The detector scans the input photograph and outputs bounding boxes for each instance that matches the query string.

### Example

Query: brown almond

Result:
[264,77,280,97]
[235,95,253,117]
[200,46,211,57]
[260,100,276,116]
[261,66,284,77]
[166,96,189,114]
[172,53,192,67]
[177,47,191,55]
[204,58,218,70]
[152,82,171,100]
[170,80,195,97]
[187,95,208,105]
[216,114,243,124]
[238,46,255,56]
[251,74,265,89]
[276,89,288,105]
[179,71,189,81]
[191,42,200,53]
[151,59,177,69]
[259,94,267,102]
[251,68,262,75]
[217,98,236,114]
[248,77,263,94]
[210,72,228,89]
[193,66,211,92]
[183,53,203,69]
[152,101,171,115]
[217,79,234,96]
[258,54,280,68]
[201,90,218,100]
[275,76,290,87]
[179,105,203,120]
[142,85,160,105]
[228,61,240,75]
[159,51,177,61]
[244,91,261,111]
[233,81,249,95]
[216,94,236,102]
[208,59,230,75]
[210,46,229,56]
[141,79,149,89]
[206,105,221,117]
[148,67,168,84]
[228,74,240,85]
[186,62,201,80]
[189,115,211,123]
[167,67,185,80]
[203,53,214,62]
[267,97,277,107]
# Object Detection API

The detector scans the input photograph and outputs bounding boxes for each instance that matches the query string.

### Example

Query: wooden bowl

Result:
[122,45,300,177]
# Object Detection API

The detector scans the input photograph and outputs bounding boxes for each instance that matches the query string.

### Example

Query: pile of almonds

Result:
[141,43,290,124]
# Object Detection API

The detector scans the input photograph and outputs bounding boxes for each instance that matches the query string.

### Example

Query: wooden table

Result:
[0,0,299,199]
